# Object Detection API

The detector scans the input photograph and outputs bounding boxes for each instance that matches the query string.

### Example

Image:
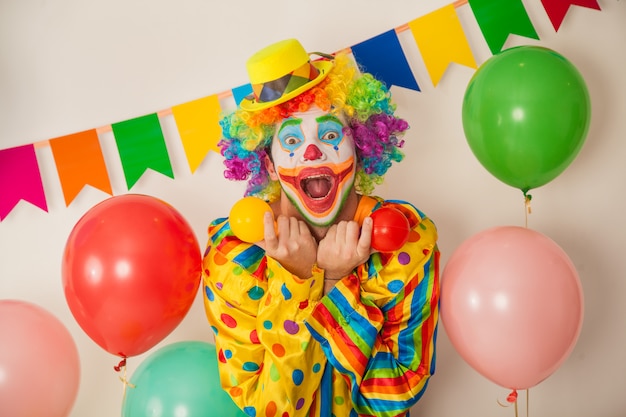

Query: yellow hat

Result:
[240,39,334,112]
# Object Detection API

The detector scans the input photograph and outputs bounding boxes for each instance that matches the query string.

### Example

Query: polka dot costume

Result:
[202,196,440,416]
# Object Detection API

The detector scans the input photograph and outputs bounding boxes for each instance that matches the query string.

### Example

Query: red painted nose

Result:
[303,144,323,161]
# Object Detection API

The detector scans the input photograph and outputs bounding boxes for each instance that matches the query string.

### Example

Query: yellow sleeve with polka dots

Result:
[202,218,327,417]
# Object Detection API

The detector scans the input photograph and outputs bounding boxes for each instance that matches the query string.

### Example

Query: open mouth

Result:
[302,174,333,199]
[278,161,354,215]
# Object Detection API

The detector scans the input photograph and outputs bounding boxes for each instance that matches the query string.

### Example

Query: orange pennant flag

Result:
[172,94,223,173]
[49,129,112,206]
[408,4,477,86]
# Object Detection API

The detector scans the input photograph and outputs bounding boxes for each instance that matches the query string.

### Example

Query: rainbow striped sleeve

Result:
[305,205,440,417]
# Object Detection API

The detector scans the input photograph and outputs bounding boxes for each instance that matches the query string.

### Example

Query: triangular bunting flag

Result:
[0,144,48,220]
[232,84,253,106]
[468,0,540,54]
[111,113,174,190]
[540,0,601,31]
[408,4,478,86]
[172,95,223,173]
[49,129,112,206]
[351,30,420,91]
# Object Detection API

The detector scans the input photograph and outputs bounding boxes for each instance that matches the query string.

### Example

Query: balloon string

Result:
[497,389,518,417]
[114,357,135,401]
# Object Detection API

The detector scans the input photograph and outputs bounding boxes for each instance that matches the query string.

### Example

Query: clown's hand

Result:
[259,212,318,279]
[317,217,373,281]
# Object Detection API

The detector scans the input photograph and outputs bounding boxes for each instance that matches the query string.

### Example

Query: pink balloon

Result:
[441,226,583,390]
[0,300,80,417]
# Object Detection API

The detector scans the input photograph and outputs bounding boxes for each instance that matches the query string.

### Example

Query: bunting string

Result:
[0,0,602,221]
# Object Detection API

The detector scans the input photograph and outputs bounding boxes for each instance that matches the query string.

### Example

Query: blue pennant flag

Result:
[232,83,253,106]
[351,30,420,92]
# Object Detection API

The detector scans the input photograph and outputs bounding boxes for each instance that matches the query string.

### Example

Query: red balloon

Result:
[0,300,80,417]
[62,194,202,358]
[441,226,583,390]
[370,206,410,252]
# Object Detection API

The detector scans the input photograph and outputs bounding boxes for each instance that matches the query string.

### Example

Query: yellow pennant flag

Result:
[172,94,223,173]
[408,4,477,86]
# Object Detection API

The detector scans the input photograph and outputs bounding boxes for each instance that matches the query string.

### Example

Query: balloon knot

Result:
[114,357,127,372]
[524,193,533,215]
[497,389,519,408]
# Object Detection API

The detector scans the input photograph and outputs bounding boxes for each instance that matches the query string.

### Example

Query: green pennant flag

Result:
[112,113,174,190]
[468,0,539,54]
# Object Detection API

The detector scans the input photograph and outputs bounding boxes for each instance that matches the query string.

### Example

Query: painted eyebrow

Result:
[315,114,343,125]
[277,118,302,135]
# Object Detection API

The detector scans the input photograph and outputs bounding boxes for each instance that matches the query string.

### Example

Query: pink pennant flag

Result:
[540,0,601,31]
[0,144,48,220]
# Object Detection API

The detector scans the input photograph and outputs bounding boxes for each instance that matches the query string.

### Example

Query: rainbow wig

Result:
[218,52,409,202]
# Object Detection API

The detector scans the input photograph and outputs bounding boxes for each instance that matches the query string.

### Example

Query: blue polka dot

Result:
[388,279,403,293]
[243,406,257,416]
[281,283,292,300]
[248,286,265,300]
[312,363,321,373]
[211,325,218,335]
[243,362,260,372]
[224,349,233,359]
[263,320,273,330]
[205,286,214,301]
[292,369,304,386]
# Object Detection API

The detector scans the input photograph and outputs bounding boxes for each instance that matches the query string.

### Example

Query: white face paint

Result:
[270,105,356,226]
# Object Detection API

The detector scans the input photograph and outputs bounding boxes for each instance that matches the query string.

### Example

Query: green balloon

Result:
[462,46,591,193]
[122,341,247,417]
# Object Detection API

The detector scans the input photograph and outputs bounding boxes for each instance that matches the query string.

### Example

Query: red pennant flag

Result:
[49,129,113,206]
[540,0,601,31]
[0,144,48,220]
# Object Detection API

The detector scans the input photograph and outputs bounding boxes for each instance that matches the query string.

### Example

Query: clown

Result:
[203,39,440,417]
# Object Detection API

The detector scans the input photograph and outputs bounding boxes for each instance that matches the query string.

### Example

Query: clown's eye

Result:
[284,136,301,146]
[321,131,339,141]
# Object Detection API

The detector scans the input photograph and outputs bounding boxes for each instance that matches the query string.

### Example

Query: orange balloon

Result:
[229,197,273,242]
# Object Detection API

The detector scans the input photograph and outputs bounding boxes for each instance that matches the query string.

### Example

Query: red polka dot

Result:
[250,329,260,344]
[298,300,309,309]
[221,313,237,328]
[408,230,421,242]
[218,349,227,363]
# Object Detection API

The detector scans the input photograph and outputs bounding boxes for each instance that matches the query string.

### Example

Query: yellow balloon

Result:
[229,197,273,243]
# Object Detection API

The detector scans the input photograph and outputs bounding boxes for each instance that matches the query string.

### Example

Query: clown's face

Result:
[269,105,356,226]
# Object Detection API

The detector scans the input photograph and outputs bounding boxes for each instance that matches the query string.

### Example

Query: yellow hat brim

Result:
[239,60,333,112]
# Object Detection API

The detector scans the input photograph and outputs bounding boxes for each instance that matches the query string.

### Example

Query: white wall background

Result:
[1,1,625,416]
